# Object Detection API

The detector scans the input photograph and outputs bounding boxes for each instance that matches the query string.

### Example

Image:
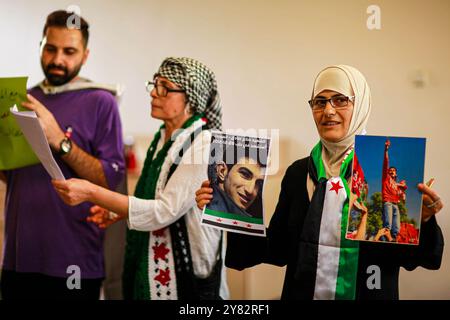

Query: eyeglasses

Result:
[145,81,185,97]
[308,95,354,111]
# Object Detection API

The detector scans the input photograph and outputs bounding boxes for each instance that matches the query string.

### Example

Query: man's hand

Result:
[398,179,407,189]
[195,180,213,210]
[385,139,390,149]
[87,205,123,229]
[375,228,392,242]
[22,94,65,150]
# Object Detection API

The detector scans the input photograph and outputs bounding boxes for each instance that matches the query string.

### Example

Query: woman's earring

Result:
[184,103,191,116]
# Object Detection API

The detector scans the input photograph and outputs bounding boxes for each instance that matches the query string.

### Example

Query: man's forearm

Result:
[62,142,109,188]
[382,148,389,179]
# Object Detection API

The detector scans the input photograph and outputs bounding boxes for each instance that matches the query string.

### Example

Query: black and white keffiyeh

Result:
[156,57,222,130]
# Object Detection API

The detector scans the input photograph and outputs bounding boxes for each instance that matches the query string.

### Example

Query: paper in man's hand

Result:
[10,105,65,180]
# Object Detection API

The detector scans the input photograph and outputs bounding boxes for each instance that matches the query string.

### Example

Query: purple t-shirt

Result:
[2,86,125,279]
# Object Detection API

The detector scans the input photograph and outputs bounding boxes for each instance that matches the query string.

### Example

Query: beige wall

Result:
[1,0,449,299]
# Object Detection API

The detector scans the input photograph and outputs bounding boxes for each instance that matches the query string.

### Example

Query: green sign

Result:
[0,77,39,170]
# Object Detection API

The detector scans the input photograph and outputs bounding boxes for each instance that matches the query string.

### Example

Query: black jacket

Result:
[225,157,444,300]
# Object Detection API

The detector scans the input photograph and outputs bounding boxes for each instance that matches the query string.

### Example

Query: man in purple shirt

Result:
[0,10,125,299]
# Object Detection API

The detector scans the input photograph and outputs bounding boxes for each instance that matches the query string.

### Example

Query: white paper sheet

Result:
[10,105,65,180]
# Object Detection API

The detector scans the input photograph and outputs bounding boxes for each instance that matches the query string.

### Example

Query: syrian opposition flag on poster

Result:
[202,208,266,236]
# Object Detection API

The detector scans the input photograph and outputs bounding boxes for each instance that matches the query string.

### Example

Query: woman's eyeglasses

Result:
[145,81,185,97]
[308,95,354,111]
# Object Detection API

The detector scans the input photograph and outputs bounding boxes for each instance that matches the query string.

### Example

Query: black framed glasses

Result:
[145,81,185,97]
[308,95,355,111]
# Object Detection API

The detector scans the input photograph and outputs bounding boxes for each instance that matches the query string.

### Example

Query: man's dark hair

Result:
[208,141,268,186]
[224,145,267,171]
[43,10,89,47]
[389,166,397,172]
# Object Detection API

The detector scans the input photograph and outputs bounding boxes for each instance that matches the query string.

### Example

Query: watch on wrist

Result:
[58,137,72,156]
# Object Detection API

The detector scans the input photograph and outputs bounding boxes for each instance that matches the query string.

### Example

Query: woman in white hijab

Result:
[196,65,444,300]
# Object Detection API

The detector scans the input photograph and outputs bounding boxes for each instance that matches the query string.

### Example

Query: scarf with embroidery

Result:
[122,114,203,300]
[296,141,359,300]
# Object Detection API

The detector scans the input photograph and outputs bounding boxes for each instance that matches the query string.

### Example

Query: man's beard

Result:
[41,61,83,86]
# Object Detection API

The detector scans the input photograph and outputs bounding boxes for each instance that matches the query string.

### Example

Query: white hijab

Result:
[311,65,372,177]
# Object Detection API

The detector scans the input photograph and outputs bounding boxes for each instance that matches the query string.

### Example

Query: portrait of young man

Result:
[207,144,266,219]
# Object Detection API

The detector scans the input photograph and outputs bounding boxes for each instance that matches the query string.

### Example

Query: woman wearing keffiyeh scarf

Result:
[196,65,444,300]
[52,57,229,300]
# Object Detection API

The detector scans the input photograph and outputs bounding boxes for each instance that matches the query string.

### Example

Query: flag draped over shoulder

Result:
[297,142,360,300]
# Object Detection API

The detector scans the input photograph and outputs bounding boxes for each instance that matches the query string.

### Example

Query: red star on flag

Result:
[233,221,238,225]
[329,180,343,194]
[154,269,171,286]
[152,228,166,237]
[246,224,252,228]
[216,218,223,222]
[153,243,170,261]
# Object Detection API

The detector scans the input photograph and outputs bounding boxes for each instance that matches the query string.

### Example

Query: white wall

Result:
[1,0,449,299]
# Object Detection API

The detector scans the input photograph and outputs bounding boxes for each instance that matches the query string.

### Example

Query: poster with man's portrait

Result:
[201,131,270,236]
[346,135,426,245]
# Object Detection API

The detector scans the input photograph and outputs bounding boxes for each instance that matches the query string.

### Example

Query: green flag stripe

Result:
[204,208,264,224]
[311,142,326,179]
[335,165,359,300]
